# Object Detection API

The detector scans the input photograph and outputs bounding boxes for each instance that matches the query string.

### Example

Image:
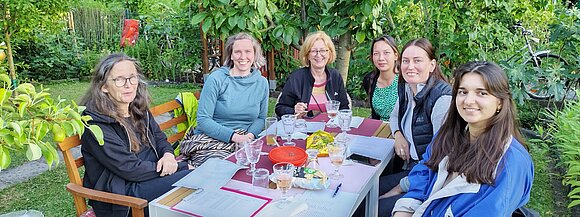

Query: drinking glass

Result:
[252,168,270,194]
[265,117,278,146]
[338,109,352,134]
[244,140,263,176]
[234,142,249,166]
[294,119,307,134]
[281,114,296,146]
[327,142,347,180]
[325,100,340,128]
[273,162,295,202]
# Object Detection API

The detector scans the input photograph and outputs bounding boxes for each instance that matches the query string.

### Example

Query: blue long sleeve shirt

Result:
[194,66,269,142]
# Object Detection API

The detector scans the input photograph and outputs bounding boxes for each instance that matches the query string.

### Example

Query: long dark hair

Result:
[367,35,399,105]
[80,53,151,152]
[425,61,525,185]
[398,38,446,86]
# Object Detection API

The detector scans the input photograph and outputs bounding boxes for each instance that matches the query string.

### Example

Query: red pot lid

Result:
[268,146,308,167]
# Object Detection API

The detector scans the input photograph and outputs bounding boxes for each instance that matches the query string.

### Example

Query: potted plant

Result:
[0,73,103,170]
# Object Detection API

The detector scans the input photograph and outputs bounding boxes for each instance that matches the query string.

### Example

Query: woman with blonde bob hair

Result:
[392,61,533,217]
[276,31,349,118]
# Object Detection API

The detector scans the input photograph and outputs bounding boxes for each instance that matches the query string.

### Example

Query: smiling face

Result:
[400,45,435,85]
[308,39,330,70]
[101,60,138,111]
[372,40,397,74]
[231,39,255,75]
[456,72,502,132]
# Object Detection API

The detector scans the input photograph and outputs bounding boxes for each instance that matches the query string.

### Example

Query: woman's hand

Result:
[232,133,252,144]
[157,152,178,176]
[379,184,404,199]
[294,102,308,117]
[394,131,410,161]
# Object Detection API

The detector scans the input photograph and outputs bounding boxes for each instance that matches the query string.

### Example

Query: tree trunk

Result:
[5,30,15,85]
[336,32,352,86]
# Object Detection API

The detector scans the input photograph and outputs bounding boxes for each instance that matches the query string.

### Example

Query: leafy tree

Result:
[0,74,103,170]
[0,0,71,85]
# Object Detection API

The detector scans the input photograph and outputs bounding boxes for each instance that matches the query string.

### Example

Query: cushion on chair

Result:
[79,208,96,217]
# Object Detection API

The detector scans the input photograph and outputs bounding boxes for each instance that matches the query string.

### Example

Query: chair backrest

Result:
[149,91,200,144]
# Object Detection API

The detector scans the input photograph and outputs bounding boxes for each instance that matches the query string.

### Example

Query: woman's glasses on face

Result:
[310,49,329,56]
[111,76,138,87]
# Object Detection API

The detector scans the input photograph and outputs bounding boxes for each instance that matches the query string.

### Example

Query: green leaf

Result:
[38,141,53,169]
[237,18,246,29]
[201,19,213,34]
[26,143,42,161]
[217,0,230,5]
[8,122,21,136]
[62,122,74,136]
[0,88,6,106]
[80,115,92,123]
[18,102,28,117]
[71,120,82,135]
[35,121,49,140]
[190,12,207,26]
[0,74,10,85]
[89,125,104,146]
[228,17,237,28]
[0,146,11,169]
[355,31,366,43]
[256,0,267,17]
[320,16,333,27]
[568,199,580,208]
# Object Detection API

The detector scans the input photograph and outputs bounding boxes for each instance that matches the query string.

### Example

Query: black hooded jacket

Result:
[81,109,188,216]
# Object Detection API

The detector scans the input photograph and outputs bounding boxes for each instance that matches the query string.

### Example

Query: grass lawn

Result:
[0,81,562,216]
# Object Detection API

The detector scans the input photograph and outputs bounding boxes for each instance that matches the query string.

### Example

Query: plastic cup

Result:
[265,117,278,146]
[252,168,270,194]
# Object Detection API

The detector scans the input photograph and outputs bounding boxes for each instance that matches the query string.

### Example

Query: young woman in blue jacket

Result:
[392,61,534,217]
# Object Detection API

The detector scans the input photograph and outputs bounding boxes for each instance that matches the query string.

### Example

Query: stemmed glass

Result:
[234,142,249,166]
[325,100,340,128]
[273,162,295,202]
[281,114,296,146]
[244,140,263,176]
[327,142,347,180]
[338,109,352,134]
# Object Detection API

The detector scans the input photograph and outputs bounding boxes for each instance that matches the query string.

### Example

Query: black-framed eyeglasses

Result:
[310,49,329,56]
[110,76,138,87]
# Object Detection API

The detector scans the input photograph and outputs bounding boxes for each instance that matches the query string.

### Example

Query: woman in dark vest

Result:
[378,38,452,216]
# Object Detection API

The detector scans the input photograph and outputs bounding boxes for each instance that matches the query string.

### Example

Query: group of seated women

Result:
[79,30,533,217]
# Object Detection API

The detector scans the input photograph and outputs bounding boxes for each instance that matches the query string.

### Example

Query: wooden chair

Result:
[58,91,200,217]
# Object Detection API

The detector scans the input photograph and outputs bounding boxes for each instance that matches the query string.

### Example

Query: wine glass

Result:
[325,100,340,128]
[273,162,295,202]
[338,109,352,134]
[327,142,347,180]
[281,114,296,146]
[234,142,249,166]
[244,140,263,176]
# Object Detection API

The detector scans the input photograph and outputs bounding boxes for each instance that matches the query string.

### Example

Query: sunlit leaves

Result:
[0,78,102,169]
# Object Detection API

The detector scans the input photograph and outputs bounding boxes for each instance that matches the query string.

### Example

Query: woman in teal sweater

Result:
[180,32,269,168]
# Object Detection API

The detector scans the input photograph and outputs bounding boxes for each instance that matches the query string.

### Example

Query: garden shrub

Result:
[548,90,580,208]
[15,32,94,81]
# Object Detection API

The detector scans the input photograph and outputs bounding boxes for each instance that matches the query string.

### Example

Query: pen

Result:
[332,183,342,198]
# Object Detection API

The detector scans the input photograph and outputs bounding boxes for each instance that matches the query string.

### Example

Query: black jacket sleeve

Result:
[147,112,189,171]
[275,70,304,117]
[82,122,162,182]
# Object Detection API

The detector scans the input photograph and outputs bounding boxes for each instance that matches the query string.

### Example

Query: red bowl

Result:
[268,146,308,167]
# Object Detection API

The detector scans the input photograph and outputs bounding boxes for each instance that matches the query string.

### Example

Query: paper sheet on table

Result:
[172,158,243,190]
[349,116,364,128]
[171,187,271,217]
[292,189,358,217]
[255,199,308,217]
[347,134,395,161]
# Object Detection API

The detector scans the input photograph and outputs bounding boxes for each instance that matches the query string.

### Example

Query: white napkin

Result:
[291,132,308,140]
[350,116,364,128]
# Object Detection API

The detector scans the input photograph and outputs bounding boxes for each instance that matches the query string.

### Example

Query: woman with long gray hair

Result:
[80,53,192,217]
